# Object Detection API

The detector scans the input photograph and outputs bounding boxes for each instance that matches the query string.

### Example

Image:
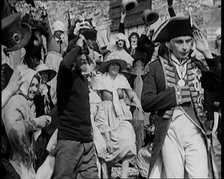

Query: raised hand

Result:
[76,34,86,48]
[193,30,212,58]
[120,11,126,23]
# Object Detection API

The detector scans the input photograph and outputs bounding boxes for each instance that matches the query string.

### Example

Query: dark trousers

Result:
[52,140,98,179]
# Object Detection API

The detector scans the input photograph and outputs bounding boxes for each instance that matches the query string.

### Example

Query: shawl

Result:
[92,73,131,117]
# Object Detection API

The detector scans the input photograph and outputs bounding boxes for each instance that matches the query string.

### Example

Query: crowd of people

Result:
[1,0,222,179]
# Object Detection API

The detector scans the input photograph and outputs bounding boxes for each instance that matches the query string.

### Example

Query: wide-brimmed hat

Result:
[35,63,57,83]
[99,52,127,73]
[121,0,138,11]
[142,9,159,25]
[1,13,31,52]
[152,16,194,42]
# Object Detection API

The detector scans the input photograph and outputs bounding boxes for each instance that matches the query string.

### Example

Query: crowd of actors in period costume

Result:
[1,0,222,178]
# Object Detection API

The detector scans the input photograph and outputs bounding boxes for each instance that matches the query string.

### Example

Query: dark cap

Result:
[1,13,31,52]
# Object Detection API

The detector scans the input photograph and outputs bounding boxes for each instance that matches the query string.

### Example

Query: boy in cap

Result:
[141,15,219,178]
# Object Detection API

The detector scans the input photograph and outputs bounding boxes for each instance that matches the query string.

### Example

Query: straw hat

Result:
[99,52,127,73]
[35,63,57,83]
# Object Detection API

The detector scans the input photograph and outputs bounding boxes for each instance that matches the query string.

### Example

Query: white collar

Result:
[170,53,188,66]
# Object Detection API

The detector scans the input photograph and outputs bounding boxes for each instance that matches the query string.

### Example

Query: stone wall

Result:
[15,0,221,48]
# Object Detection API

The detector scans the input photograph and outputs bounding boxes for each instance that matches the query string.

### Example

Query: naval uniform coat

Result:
[141,53,216,177]
[141,56,175,177]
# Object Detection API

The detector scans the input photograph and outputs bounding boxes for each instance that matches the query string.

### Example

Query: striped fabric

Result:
[186,62,206,125]
[159,56,206,125]
[159,56,175,119]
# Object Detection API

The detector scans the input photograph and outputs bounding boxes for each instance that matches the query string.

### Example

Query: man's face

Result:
[168,36,193,60]
[117,40,125,49]
[79,54,89,72]
[130,35,138,45]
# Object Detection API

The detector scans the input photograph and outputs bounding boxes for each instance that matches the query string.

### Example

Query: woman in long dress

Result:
[92,52,142,178]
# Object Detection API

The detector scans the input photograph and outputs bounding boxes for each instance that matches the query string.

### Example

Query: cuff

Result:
[205,56,220,68]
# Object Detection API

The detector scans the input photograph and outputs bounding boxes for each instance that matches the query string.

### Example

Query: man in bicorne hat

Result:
[141,15,219,178]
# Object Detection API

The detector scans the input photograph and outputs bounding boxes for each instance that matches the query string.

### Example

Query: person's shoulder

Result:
[9,94,26,104]
[4,94,26,110]
[190,56,208,70]
[148,59,161,69]
[117,73,127,80]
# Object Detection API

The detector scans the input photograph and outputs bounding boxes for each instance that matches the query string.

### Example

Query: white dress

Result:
[93,73,136,163]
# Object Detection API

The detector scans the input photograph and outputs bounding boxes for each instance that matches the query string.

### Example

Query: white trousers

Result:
[161,113,209,178]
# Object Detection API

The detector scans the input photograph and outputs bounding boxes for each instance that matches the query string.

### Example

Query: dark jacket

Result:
[141,51,218,176]
[57,45,92,142]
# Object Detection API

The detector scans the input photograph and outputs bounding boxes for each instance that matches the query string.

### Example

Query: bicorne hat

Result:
[152,16,194,42]
[1,13,31,52]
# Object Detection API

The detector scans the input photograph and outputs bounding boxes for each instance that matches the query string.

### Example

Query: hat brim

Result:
[39,69,57,83]
[123,0,138,11]
[6,23,32,52]
[144,11,159,25]
[99,59,127,73]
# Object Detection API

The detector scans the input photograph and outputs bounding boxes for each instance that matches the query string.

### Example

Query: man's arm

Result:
[141,63,191,112]
[2,65,29,109]
[167,0,176,17]
[193,30,221,80]
[118,11,126,34]
[141,64,176,112]
[60,45,82,70]
[205,56,221,80]
[57,37,84,112]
